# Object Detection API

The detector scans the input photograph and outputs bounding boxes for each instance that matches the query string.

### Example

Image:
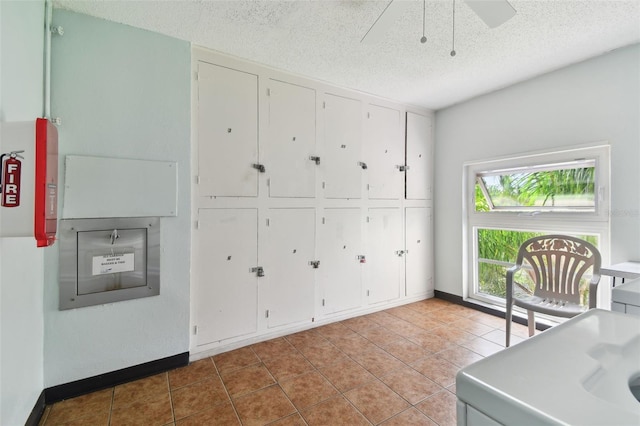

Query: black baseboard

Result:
[44,352,189,404]
[434,290,550,331]
[25,390,46,426]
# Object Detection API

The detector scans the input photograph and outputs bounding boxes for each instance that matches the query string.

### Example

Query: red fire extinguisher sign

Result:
[1,153,23,208]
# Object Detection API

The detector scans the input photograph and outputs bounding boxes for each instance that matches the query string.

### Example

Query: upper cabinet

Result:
[266,79,317,198]
[322,93,363,199]
[197,62,259,197]
[365,104,404,200]
[406,112,433,200]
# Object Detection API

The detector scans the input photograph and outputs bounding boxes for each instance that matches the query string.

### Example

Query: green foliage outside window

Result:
[474,166,598,301]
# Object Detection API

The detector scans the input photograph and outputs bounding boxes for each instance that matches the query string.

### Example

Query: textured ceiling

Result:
[54,0,640,110]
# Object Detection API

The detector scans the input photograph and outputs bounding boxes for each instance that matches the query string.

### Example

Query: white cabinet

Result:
[197,62,258,197]
[365,208,403,304]
[405,207,433,296]
[192,49,434,354]
[263,208,316,328]
[194,208,258,346]
[318,208,363,314]
[266,79,317,198]
[365,105,404,200]
[322,94,362,199]
[406,112,432,200]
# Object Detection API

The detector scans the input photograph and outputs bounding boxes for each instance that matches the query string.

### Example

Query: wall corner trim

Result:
[25,390,46,426]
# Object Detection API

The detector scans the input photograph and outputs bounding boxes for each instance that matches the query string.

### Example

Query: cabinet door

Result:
[197,62,258,197]
[365,105,404,200]
[194,208,258,345]
[318,208,362,314]
[266,80,316,198]
[323,94,362,199]
[406,112,432,200]
[365,208,403,304]
[405,207,433,296]
[263,208,316,328]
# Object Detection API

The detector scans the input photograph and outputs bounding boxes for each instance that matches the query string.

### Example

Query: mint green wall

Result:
[44,10,191,386]
[0,1,46,424]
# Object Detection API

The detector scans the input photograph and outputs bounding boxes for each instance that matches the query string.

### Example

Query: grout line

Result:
[107,387,114,426]
[167,372,176,425]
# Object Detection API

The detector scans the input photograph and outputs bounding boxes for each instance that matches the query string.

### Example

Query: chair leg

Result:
[505,303,512,347]
[527,310,535,337]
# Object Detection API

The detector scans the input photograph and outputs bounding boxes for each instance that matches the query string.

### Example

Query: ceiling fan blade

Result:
[361,0,412,44]
[464,0,516,28]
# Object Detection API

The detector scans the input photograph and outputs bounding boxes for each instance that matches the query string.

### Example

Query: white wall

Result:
[434,44,640,297]
[0,1,46,424]
[43,10,191,387]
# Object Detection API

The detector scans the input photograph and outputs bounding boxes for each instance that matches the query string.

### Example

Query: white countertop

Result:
[601,261,640,280]
[456,309,640,425]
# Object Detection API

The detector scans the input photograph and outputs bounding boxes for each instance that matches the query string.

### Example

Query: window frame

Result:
[462,144,611,309]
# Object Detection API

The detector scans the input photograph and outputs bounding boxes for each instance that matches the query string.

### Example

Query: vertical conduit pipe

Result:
[43,0,52,119]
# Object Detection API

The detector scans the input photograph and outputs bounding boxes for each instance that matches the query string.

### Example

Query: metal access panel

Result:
[263,208,315,328]
[194,208,258,345]
[318,208,362,314]
[365,105,404,200]
[59,217,160,310]
[197,61,258,197]
[266,79,316,198]
[365,208,403,304]
[405,207,433,296]
[323,94,362,199]
[406,112,432,200]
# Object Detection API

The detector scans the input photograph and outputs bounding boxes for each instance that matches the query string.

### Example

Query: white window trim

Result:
[462,143,611,309]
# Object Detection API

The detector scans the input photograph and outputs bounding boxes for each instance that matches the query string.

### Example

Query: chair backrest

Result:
[516,235,601,305]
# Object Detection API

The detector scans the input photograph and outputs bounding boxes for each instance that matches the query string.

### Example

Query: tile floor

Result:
[39,298,536,426]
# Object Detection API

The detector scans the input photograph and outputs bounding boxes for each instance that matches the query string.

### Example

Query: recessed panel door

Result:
[323,94,362,199]
[318,208,362,314]
[405,207,433,296]
[263,208,316,328]
[365,208,403,304]
[197,62,258,197]
[194,208,258,346]
[365,105,403,200]
[406,112,432,200]
[266,80,316,198]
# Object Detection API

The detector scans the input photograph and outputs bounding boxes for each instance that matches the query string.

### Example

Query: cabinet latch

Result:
[395,250,407,257]
[309,156,321,165]
[396,165,409,172]
[252,163,266,173]
[357,255,366,263]
[309,260,320,269]
[358,161,368,170]
[250,266,265,277]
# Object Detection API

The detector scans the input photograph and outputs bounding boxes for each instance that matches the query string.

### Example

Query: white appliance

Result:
[456,309,640,425]
[612,278,640,316]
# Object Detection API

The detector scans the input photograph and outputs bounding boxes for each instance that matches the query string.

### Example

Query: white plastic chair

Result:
[505,235,601,347]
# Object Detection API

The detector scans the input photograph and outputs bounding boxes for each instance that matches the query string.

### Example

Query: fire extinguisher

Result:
[0,150,24,208]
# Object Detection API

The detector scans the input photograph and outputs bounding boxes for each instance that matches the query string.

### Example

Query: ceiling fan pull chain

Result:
[420,0,427,43]
[451,0,457,56]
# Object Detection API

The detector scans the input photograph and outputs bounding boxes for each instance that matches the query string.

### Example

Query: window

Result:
[463,145,610,309]
[476,160,596,212]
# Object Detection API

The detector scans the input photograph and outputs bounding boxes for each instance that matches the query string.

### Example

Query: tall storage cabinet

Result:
[197,62,259,198]
[191,49,434,356]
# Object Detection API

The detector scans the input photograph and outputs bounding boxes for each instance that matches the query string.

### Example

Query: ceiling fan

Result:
[361,0,516,55]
